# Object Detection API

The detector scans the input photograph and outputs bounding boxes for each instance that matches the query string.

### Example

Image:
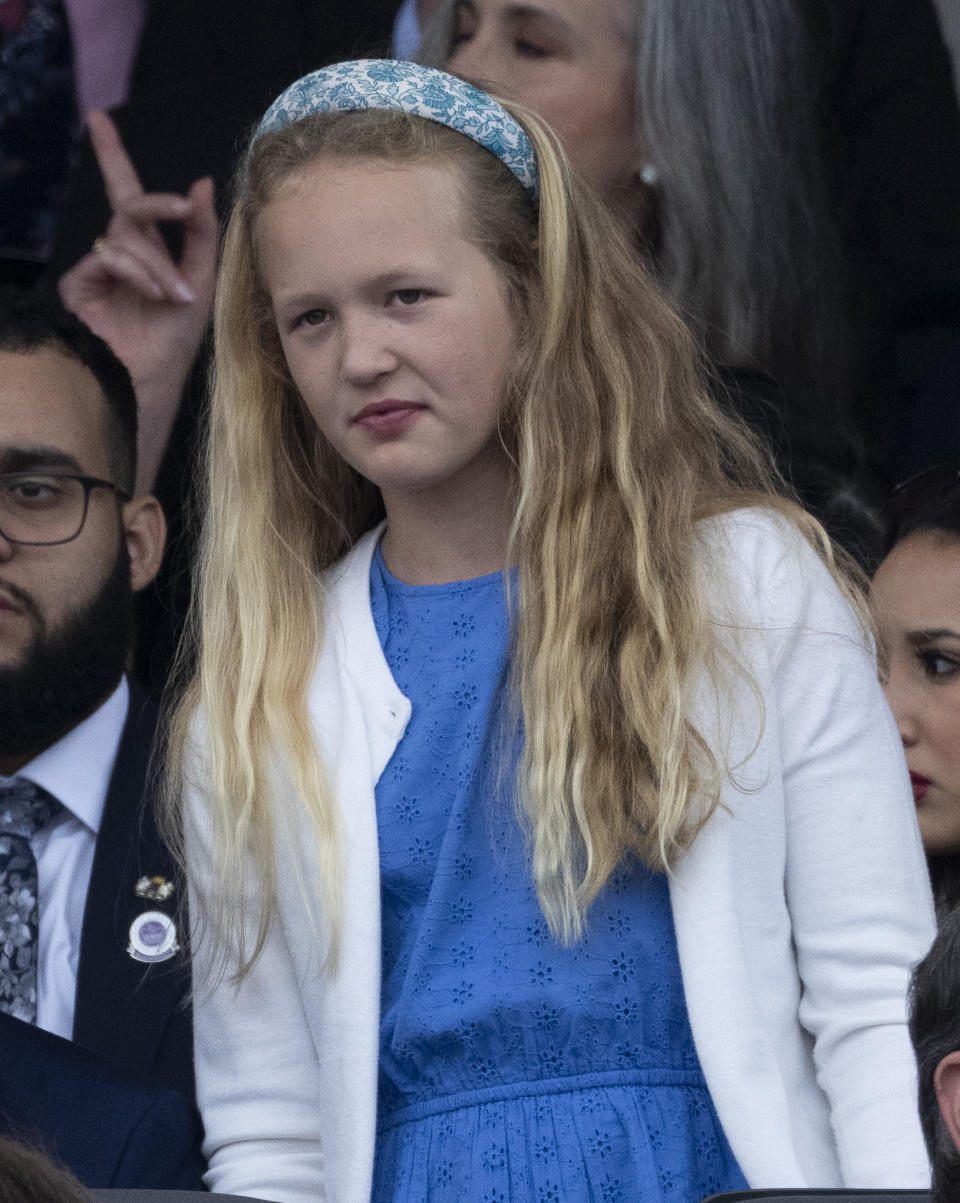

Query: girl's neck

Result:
[380,476,514,586]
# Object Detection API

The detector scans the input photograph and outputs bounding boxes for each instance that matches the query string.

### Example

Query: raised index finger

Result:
[87,110,145,209]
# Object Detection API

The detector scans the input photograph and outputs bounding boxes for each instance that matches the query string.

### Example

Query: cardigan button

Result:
[383,703,409,736]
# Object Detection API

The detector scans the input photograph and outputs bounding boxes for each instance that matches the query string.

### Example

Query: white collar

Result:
[0,678,130,836]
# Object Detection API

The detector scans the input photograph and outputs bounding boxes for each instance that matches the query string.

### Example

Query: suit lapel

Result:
[72,683,187,1080]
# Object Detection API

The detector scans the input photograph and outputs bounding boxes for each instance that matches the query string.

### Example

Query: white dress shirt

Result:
[0,678,129,1040]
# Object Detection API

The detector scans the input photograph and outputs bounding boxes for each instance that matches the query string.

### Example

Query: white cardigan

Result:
[190,511,936,1203]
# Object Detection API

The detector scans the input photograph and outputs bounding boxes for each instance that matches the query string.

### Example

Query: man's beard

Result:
[0,547,134,765]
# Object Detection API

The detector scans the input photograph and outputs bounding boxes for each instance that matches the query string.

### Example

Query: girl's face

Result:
[447,0,641,208]
[871,530,960,855]
[255,157,517,513]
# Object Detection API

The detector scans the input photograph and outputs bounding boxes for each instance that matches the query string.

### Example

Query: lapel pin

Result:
[135,875,175,902]
[127,910,180,964]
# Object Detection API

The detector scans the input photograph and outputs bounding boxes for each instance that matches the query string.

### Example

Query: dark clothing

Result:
[809,0,960,481]
[716,366,885,567]
[72,685,192,1099]
[0,685,202,1190]
[0,0,77,261]
[0,1012,205,1191]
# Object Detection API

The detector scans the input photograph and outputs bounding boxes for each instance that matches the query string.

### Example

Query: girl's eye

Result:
[393,289,424,306]
[919,651,960,680]
[298,308,329,328]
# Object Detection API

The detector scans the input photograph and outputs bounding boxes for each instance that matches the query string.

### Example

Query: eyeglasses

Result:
[0,472,130,546]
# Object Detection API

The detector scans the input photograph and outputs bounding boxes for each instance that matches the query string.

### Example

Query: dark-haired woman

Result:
[872,464,960,917]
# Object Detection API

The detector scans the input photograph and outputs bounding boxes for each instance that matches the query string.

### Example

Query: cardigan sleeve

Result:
[184,773,332,1203]
[741,513,935,1185]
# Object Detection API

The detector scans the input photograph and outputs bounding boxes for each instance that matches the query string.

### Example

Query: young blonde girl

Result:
[168,60,935,1202]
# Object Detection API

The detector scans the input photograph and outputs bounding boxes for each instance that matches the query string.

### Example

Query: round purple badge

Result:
[139,921,165,947]
[127,910,179,964]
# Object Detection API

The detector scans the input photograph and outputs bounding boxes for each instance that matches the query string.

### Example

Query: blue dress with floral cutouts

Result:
[369,545,747,1202]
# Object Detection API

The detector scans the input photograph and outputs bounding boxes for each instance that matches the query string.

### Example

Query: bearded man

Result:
[0,289,202,1189]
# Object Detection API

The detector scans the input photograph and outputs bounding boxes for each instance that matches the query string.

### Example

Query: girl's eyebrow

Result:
[907,628,960,645]
[369,268,444,287]
[275,269,444,310]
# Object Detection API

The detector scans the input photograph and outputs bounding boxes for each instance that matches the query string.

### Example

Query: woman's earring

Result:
[640,163,659,187]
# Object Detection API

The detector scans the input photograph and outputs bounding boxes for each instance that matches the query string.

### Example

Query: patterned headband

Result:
[253,59,540,201]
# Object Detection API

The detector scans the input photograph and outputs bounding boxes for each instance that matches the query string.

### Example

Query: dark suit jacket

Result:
[0,1012,205,1190]
[803,0,960,480]
[72,682,193,1100]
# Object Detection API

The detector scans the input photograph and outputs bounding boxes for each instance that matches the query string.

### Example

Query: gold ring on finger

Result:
[92,236,107,253]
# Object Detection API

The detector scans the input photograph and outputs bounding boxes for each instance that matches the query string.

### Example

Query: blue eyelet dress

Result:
[369,546,748,1202]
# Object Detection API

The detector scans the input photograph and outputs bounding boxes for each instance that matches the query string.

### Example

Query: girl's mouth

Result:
[353,400,427,436]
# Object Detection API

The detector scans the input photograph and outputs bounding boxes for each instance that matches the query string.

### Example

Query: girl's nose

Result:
[339,316,399,384]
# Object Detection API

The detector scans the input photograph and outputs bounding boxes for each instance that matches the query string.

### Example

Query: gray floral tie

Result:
[0,779,60,1022]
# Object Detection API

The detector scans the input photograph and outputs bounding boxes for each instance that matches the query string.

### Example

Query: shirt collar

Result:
[1,678,130,836]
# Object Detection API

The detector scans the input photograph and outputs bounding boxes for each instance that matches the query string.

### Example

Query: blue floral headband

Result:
[253,59,540,201]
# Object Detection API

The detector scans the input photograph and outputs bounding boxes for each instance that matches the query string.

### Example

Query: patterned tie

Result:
[0,779,60,1022]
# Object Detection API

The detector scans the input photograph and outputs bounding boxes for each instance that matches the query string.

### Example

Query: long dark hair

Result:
[885,461,960,919]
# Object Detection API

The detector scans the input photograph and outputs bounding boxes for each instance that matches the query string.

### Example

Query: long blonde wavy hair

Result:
[166,97,848,979]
